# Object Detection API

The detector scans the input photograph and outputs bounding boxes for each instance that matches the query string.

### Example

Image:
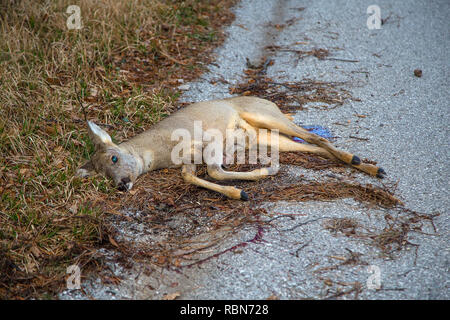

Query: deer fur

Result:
[77,96,385,200]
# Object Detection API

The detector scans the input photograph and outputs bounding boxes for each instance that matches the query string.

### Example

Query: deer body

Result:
[120,98,244,172]
[79,96,385,200]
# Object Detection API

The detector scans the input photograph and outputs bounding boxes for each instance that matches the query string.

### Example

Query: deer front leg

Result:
[207,164,278,181]
[181,164,248,200]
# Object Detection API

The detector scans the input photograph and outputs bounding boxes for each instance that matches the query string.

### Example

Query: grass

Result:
[0,0,236,299]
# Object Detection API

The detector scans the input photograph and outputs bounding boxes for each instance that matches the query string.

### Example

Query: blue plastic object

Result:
[292,125,334,143]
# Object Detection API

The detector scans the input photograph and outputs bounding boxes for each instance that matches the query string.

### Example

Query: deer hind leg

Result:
[241,112,385,178]
[181,164,249,200]
[258,131,382,175]
[258,130,334,156]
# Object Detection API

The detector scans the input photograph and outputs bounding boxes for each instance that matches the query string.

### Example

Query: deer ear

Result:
[87,121,112,149]
[76,160,96,178]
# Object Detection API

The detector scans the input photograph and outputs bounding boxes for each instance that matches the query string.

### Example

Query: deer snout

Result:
[117,177,133,191]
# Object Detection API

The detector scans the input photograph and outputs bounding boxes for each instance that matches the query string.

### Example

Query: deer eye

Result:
[111,156,118,163]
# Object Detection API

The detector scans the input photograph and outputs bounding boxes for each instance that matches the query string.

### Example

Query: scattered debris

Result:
[414,69,422,78]
[162,292,181,300]
[326,57,359,63]
[178,84,191,91]
[230,57,356,112]
[323,218,360,236]
[381,13,404,27]
[393,89,405,96]
[348,135,370,141]
[266,45,330,60]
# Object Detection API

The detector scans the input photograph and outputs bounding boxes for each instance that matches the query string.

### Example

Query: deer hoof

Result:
[240,190,249,201]
[351,155,361,165]
[376,167,386,179]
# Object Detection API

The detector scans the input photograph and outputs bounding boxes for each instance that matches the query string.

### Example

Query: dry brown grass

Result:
[0,0,236,299]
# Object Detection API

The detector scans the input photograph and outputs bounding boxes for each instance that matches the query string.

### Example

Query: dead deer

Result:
[77,96,385,200]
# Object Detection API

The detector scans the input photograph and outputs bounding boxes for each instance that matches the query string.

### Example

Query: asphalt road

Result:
[61,0,449,299]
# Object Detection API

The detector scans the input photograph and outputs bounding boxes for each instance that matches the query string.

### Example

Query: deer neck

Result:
[119,130,169,174]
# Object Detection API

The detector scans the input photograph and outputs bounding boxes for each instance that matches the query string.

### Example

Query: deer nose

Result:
[117,177,132,191]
